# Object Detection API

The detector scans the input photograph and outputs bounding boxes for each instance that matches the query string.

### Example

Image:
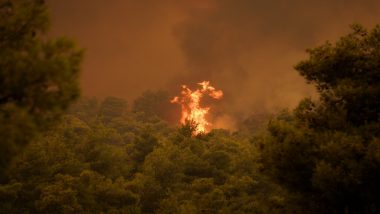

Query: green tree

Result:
[260,24,380,213]
[132,90,176,123]
[99,97,128,123]
[296,24,380,128]
[0,0,83,175]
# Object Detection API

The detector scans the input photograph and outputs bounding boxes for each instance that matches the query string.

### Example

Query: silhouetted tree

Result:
[260,24,380,213]
[0,0,83,175]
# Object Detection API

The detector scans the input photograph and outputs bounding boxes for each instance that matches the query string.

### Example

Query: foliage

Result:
[0,96,290,213]
[259,25,380,213]
[0,0,83,176]
[132,90,178,123]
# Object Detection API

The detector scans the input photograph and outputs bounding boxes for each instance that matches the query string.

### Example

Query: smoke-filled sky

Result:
[47,0,380,118]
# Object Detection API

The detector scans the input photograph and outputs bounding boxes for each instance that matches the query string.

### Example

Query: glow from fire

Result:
[171,81,223,135]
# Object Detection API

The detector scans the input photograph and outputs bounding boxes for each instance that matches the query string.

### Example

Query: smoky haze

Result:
[47,0,380,126]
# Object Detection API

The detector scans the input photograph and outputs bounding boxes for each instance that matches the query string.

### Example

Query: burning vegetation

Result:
[171,81,223,135]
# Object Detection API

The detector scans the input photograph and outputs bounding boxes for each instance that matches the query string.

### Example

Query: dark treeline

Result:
[1,1,380,213]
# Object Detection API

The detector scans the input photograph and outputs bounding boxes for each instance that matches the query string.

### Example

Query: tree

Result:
[99,97,128,123]
[0,0,83,175]
[295,24,380,128]
[260,24,380,213]
[132,90,178,123]
[0,93,292,213]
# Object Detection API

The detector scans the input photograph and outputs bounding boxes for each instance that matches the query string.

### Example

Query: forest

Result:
[1,1,380,213]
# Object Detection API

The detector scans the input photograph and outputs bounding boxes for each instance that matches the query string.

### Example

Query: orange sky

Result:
[47,0,380,117]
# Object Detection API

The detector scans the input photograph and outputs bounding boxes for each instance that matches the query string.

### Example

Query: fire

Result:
[171,81,223,135]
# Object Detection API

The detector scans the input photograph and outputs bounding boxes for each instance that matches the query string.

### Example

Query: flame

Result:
[171,81,223,135]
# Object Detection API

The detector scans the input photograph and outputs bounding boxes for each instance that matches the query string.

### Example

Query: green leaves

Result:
[0,0,83,175]
[261,25,380,213]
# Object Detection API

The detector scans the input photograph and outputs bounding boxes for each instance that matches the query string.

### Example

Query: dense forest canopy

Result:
[0,1,379,213]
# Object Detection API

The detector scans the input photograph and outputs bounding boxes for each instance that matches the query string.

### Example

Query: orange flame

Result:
[171,81,223,135]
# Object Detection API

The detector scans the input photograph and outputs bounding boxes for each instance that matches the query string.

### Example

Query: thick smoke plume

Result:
[172,0,380,122]
[48,0,380,128]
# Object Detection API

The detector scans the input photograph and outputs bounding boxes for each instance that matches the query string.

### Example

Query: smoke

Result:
[48,0,380,127]
[169,0,380,126]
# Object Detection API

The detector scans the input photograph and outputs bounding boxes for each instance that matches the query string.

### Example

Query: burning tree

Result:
[171,81,223,135]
